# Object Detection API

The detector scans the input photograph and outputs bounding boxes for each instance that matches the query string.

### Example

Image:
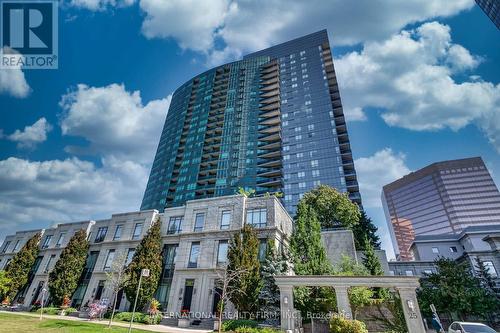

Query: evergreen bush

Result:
[329,316,368,333]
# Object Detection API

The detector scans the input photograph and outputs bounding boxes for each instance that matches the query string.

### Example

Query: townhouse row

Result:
[0,195,293,315]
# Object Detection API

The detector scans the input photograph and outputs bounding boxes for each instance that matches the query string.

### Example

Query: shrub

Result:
[329,316,368,333]
[222,319,259,331]
[233,327,282,333]
[34,306,77,315]
[235,327,258,333]
[113,312,162,325]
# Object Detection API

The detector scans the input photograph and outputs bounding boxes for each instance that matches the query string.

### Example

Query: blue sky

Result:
[0,0,499,258]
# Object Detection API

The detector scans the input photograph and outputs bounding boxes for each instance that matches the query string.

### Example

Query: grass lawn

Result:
[0,313,151,333]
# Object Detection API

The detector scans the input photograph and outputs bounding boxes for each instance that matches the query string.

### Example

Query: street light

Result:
[40,287,48,321]
[128,269,150,333]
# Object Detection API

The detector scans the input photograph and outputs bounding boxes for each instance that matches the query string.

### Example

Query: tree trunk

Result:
[218,301,223,333]
[108,290,118,328]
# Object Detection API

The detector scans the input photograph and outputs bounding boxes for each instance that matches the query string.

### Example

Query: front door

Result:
[31,281,44,305]
[114,289,124,311]
[95,280,105,300]
[212,287,222,315]
[182,279,194,312]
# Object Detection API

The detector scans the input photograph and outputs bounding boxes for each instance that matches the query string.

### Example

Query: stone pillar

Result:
[397,287,426,333]
[279,286,295,332]
[334,286,352,319]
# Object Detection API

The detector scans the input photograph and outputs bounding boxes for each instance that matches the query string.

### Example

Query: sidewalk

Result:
[0,310,212,333]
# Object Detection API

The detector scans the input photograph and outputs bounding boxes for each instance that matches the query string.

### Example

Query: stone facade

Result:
[321,229,357,266]
[0,195,293,316]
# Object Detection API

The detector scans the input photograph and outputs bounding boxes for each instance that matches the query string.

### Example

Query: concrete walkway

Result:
[0,310,212,333]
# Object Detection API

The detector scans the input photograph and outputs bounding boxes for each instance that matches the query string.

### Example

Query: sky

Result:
[0,0,499,259]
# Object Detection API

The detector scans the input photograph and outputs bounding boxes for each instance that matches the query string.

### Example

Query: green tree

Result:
[418,258,499,320]
[125,217,163,311]
[48,229,89,305]
[361,237,387,300]
[301,185,360,229]
[258,239,289,324]
[227,224,262,315]
[291,202,336,315]
[371,292,408,333]
[290,202,332,275]
[334,255,374,319]
[352,211,380,250]
[237,187,256,197]
[361,237,384,276]
[475,257,498,296]
[3,232,42,300]
[0,271,11,299]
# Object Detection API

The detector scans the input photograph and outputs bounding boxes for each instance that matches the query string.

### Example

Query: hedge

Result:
[113,311,162,325]
[34,307,77,315]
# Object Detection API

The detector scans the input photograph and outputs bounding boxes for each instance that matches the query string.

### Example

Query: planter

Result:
[178,318,190,328]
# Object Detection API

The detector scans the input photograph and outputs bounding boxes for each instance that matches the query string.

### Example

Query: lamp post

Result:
[128,268,150,333]
[40,287,47,321]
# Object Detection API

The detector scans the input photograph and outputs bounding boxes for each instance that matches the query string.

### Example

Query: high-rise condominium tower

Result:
[382,157,500,261]
[141,30,361,216]
[475,0,500,29]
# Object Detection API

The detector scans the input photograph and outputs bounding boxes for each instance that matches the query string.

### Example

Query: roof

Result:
[383,156,484,193]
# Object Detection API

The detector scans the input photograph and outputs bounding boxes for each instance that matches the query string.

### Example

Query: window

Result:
[312,170,320,177]
[423,270,433,275]
[450,246,458,253]
[298,171,305,178]
[311,160,318,167]
[405,270,414,276]
[42,235,52,249]
[484,261,497,277]
[13,240,20,251]
[125,248,135,266]
[113,225,123,240]
[103,249,115,270]
[431,247,439,254]
[220,211,231,230]
[217,240,229,264]
[246,208,267,228]
[258,239,267,262]
[188,242,200,268]
[299,182,306,188]
[167,217,182,235]
[95,227,108,243]
[194,213,205,232]
[56,233,66,247]
[1,241,10,253]
[133,223,144,239]
[44,254,56,273]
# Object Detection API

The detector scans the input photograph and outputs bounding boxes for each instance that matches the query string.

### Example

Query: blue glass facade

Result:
[141,30,361,215]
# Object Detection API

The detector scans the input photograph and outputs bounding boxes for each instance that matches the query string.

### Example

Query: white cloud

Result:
[60,83,171,163]
[0,84,171,238]
[139,0,233,52]
[5,118,52,149]
[68,0,134,11]
[0,156,149,232]
[132,0,474,64]
[0,48,31,98]
[355,148,411,208]
[335,21,500,151]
